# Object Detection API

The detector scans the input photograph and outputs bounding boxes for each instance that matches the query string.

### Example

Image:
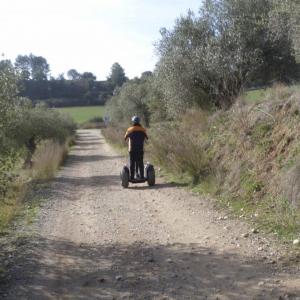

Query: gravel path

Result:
[2,129,300,300]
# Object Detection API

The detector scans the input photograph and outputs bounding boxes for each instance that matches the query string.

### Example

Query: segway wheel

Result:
[121,166,129,188]
[146,164,155,186]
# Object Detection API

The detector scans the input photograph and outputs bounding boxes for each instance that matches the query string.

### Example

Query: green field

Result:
[244,89,267,103]
[57,106,105,124]
[244,84,300,103]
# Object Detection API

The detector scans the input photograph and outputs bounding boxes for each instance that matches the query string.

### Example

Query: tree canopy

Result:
[155,0,299,115]
[9,55,117,106]
[107,62,128,88]
[15,54,50,81]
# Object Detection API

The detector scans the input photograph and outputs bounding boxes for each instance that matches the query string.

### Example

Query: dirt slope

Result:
[2,129,300,300]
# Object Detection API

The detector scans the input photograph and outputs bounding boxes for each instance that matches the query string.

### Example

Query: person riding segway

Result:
[124,116,148,180]
[120,116,155,188]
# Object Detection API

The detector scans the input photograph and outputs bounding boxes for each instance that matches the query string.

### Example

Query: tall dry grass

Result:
[0,138,72,231]
[149,110,210,184]
[265,82,295,101]
[30,139,70,180]
[102,126,127,149]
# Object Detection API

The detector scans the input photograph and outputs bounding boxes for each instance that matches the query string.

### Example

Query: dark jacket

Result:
[124,124,148,152]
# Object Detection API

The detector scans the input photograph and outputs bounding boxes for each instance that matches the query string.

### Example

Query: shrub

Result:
[102,126,127,149]
[9,102,76,164]
[149,110,210,183]
[0,61,76,201]
[105,73,166,127]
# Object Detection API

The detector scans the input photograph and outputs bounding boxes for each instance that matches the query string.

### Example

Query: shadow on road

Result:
[52,174,121,188]
[66,154,124,164]
[129,182,188,190]
[3,236,298,300]
[32,174,121,202]
[75,141,105,146]
[77,136,102,141]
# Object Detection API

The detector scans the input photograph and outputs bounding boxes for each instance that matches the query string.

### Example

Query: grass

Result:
[0,185,25,234]
[244,88,267,103]
[30,139,71,180]
[0,139,72,233]
[57,106,105,124]
[244,84,300,103]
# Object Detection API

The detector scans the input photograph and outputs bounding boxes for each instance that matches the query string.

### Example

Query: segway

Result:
[120,162,155,188]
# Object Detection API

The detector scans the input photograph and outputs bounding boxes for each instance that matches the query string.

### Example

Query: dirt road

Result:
[3,129,300,299]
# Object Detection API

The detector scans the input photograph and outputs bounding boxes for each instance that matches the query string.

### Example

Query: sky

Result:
[0,0,202,80]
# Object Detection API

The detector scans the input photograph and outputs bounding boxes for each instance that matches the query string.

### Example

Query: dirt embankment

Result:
[1,129,300,300]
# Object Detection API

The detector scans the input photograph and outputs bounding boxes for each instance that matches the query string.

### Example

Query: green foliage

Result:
[155,0,299,117]
[244,89,268,103]
[0,61,18,133]
[14,55,31,80]
[240,170,264,200]
[13,54,114,106]
[0,150,20,198]
[107,62,128,88]
[252,122,273,139]
[261,196,300,238]
[81,72,96,81]
[11,103,76,146]
[19,77,113,106]
[15,54,49,81]
[106,74,162,126]
[67,69,81,80]
[0,60,76,200]
[269,0,300,63]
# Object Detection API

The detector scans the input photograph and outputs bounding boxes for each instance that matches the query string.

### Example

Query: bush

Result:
[105,73,166,126]
[0,60,76,230]
[0,61,76,201]
[102,126,127,149]
[0,150,21,199]
[149,110,210,183]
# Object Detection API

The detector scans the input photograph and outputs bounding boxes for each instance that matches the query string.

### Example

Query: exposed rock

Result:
[258,281,265,287]
[293,239,299,246]
[218,216,228,220]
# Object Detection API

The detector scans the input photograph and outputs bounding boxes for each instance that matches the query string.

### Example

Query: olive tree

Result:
[155,0,299,117]
[106,78,151,126]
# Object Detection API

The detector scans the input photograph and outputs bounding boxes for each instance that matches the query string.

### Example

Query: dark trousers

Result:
[129,151,144,179]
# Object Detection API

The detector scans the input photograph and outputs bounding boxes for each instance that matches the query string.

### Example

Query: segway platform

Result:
[120,163,155,188]
[129,178,147,183]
